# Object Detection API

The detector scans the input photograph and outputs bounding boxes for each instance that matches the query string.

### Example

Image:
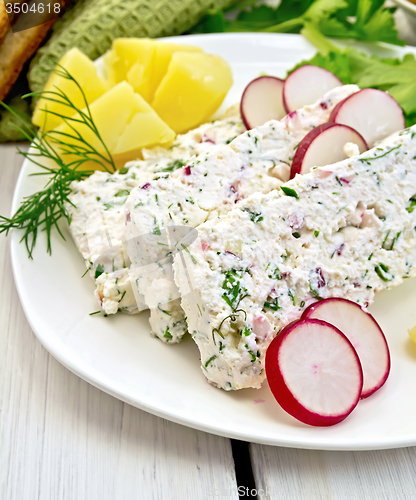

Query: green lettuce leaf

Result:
[289,26,416,124]
[190,0,403,46]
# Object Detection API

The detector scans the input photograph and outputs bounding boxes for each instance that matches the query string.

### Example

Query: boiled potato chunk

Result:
[113,96,173,154]
[54,81,175,170]
[104,38,202,102]
[129,41,203,102]
[151,52,233,133]
[32,48,108,132]
[104,38,155,101]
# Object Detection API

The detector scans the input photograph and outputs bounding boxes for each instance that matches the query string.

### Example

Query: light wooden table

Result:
[2,20,416,499]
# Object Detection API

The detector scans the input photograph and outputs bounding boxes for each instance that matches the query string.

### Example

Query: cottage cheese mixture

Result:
[67,83,416,395]
[66,107,245,314]
[124,85,360,343]
[173,126,416,390]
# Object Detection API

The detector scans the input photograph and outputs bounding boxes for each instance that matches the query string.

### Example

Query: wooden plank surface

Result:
[0,145,238,500]
[393,3,416,46]
[250,444,416,500]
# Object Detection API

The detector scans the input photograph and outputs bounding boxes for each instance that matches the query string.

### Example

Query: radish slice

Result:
[240,76,285,130]
[302,298,390,399]
[283,65,343,113]
[290,123,368,178]
[329,88,405,146]
[266,319,363,427]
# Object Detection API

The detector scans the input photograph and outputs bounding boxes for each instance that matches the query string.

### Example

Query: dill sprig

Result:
[0,62,116,258]
[28,64,116,173]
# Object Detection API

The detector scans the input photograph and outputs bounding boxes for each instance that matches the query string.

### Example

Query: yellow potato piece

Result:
[104,38,155,95]
[104,38,202,102]
[409,326,416,344]
[53,81,175,170]
[32,48,108,132]
[128,41,203,102]
[127,60,154,103]
[113,92,175,154]
[103,49,118,85]
[151,51,233,134]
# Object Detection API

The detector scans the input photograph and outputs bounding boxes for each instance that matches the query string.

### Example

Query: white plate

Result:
[10,33,416,450]
[393,0,416,16]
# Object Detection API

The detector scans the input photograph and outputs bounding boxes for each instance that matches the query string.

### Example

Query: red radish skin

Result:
[283,65,343,113]
[329,88,405,146]
[240,76,285,130]
[266,319,363,427]
[290,123,368,179]
[302,298,390,399]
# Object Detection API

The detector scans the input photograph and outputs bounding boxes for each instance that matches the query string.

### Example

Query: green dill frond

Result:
[24,62,116,173]
[0,62,116,258]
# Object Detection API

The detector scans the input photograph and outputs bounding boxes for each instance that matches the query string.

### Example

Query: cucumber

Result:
[28,0,233,94]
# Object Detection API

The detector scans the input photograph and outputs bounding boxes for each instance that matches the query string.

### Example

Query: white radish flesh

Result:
[240,76,285,130]
[302,298,390,399]
[283,65,343,113]
[290,123,368,178]
[266,319,363,427]
[329,88,405,146]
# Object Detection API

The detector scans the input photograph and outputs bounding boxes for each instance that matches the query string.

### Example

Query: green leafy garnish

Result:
[115,189,130,198]
[390,231,401,251]
[281,186,299,198]
[0,63,116,258]
[221,269,248,309]
[240,326,252,337]
[406,197,416,214]
[158,305,172,316]
[375,263,394,281]
[245,344,259,363]
[308,281,322,299]
[205,355,217,368]
[95,263,105,279]
[153,218,161,236]
[160,159,185,172]
[289,26,416,126]
[243,208,264,223]
[164,327,173,340]
[268,267,282,280]
[382,230,391,250]
[359,146,402,163]
[212,308,248,343]
[264,297,281,311]
[181,243,197,264]
[191,0,402,46]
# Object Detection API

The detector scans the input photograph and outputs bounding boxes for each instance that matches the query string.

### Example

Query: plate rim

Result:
[9,32,416,450]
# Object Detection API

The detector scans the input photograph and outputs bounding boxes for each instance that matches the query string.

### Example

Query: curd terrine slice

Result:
[66,109,245,314]
[173,126,416,390]
[124,85,360,342]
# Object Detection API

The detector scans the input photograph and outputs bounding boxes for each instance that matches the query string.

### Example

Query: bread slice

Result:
[0,20,54,101]
[0,2,10,45]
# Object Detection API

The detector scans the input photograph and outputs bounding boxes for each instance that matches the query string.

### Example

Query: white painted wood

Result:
[250,444,416,500]
[393,2,416,45]
[0,145,238,500]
